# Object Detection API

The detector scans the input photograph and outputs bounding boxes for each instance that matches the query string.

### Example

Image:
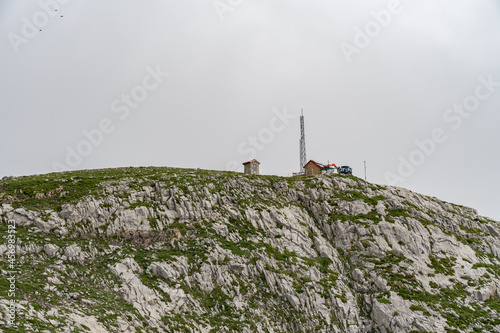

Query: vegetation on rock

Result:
[0,167,499,332]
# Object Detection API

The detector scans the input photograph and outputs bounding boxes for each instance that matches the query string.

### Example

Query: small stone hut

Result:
[243,159,260,175]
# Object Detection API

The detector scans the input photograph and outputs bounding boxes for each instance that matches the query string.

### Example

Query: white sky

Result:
[1,0,499,219]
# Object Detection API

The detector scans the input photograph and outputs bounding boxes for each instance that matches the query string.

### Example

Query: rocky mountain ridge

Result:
[0,166,499,332]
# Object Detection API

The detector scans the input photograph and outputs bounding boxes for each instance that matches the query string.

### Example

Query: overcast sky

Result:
[1,0,499,220]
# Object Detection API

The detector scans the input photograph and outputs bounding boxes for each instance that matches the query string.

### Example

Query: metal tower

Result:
[299,109,307,173]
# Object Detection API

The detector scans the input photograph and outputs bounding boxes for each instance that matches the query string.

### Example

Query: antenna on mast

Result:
[299,109,307,174]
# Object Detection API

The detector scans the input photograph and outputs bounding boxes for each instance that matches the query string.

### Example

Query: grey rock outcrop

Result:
[0,167,499,332]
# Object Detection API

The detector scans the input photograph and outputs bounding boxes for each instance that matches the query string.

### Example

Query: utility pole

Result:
[364,161,367,181]
[299,109,307,174]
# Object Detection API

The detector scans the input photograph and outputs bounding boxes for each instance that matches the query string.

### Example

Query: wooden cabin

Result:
[304,160,322,176]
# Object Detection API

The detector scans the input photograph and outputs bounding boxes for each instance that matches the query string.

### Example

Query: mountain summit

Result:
[1,167,499,332]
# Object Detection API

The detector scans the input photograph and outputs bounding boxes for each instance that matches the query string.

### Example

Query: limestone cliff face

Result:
[0,167,499,332]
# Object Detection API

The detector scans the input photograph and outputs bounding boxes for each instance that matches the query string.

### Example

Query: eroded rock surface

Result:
[0,167,499,332]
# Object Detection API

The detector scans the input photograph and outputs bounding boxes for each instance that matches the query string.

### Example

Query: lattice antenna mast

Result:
[299,109,307,173]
